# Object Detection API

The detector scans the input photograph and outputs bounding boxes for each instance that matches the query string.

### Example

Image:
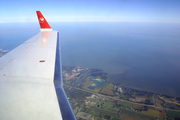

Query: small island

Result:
[62,66,180,120]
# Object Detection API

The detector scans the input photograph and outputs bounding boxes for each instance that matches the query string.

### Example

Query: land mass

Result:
[62,66,180,120]
[0,49,9,57]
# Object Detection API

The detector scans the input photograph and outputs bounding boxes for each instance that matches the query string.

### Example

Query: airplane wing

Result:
[0,11,77,120]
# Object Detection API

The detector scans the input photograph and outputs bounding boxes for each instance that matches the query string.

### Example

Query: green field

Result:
[117,101,144,110]
[68,90,92,101]
[156,97,165,105]
[93,107,119,118]
[166,110,180,119]
[164,103,180,110]
[85,106,120,119]
[141,109,160,118]
[122,109,156,120]
[100,83,114,96]
[95,100,120,112]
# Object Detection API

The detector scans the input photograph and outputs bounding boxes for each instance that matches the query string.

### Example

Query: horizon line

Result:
[0,19,180,23]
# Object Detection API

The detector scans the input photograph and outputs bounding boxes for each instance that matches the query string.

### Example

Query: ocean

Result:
[1,21,180,96]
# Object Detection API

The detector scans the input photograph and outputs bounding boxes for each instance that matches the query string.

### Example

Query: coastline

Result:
[107,72,180,97]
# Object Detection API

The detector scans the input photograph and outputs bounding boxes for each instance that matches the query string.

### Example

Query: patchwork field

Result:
[141,109,160,118]
[122,109,156,120]
[159,96,180,106]
[95,100,120,112]
[117,101,144,110]
[100,83,114,96]
[167,110,180,119]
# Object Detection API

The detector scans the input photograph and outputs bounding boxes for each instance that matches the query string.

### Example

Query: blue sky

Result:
[0,0,180,22]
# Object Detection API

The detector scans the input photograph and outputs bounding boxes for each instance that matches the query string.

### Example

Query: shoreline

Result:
[107,78,180,97]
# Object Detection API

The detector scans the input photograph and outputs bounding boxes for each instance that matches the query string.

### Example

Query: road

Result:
[64,84,180,113]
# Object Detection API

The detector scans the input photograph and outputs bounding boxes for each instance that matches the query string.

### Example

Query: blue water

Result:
[90,69,102,72]
[1,21,180,96]
[88,77,105,90]
[88,86,96,90]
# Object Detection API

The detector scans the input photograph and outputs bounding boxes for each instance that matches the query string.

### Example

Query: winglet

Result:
[36,11,52,31]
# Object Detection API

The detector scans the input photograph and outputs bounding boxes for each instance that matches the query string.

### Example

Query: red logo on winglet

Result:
[36,11,51,29]
[39,17,44,23]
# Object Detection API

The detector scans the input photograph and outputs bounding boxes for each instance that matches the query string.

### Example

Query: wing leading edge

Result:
[0,11,76,120]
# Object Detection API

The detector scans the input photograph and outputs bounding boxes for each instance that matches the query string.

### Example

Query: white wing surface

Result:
[0,11,76,120]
